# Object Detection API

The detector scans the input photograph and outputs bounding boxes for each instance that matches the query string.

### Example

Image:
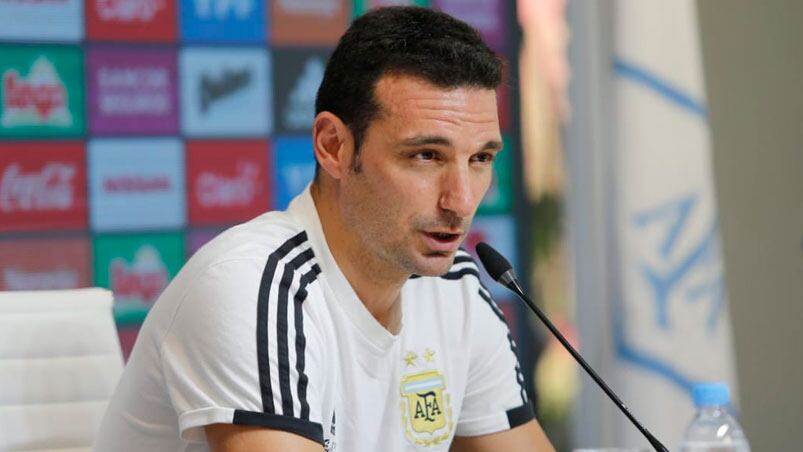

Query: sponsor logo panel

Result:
[180,0,266,43]
[186,140,270,225]
[87,48,178,135]
[88,138,186,232]
[0,142,87,232]
[465,215,516,300]
[86,0,176,42]
[0,236,91,291]
[272,136,315,210]
[93,231,184,323]
[478,135,512,215]
[432,0,506,51]
[0,0,83,42]
[180,47,271,137]
[272,48,328,134]
[271,0,349,46]
[0,46,85,138]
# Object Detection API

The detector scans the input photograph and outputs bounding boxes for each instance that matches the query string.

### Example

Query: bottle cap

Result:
[692,382,730,407]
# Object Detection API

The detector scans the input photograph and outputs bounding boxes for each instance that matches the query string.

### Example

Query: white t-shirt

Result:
[94,187,533,452]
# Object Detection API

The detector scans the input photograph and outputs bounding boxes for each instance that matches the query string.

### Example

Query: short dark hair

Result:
[314,6,503,167]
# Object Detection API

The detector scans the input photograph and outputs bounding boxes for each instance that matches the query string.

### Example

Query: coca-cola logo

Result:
[2,58,71,127]
[0,163,76,213]
[109,245,168,303]
[96,0,165,22]
[196,162,258,208]
[103,175,170,193]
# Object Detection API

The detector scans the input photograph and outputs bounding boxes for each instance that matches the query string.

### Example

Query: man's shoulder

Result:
[145,209,327,347]
[160,210,322,312]
[192,210,312,269]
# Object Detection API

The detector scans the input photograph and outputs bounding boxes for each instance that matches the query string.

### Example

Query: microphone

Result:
[475,242,670,452]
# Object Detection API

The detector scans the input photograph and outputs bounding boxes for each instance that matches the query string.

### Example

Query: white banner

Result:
[610,0,738,448]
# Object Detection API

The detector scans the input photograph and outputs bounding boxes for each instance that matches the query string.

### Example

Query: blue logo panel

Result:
[273,136,316,210]
[180,0,266,43]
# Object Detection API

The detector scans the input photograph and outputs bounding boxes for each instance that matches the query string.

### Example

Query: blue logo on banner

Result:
[180,0,266,43]
[613,193,725,395]
[273,136,315,210]
[633,195,725,333]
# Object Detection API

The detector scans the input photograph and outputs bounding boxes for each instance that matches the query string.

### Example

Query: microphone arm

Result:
[476,243,669,452]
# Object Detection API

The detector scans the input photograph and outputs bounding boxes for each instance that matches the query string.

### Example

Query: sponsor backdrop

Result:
[0,0,520,360]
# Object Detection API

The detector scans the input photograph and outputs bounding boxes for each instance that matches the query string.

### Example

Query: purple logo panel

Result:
[433,0,506,51]
[87,48,178,135]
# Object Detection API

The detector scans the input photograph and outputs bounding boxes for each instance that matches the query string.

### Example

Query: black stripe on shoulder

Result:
[294,263,322,421]
[439,266,481,281]
[408,250,479,281]
[233,409,324,445]
[506,402,535,429]
[477,288,528,405]
[257,231,308,415]
[477,286,506,323]
[277,248,316,417]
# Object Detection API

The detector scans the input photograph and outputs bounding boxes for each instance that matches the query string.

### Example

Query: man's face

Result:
[338,74,502,277]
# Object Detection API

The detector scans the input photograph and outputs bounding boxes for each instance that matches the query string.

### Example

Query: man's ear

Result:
[312,112,353,180]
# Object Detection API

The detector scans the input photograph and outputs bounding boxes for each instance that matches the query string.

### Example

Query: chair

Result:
[0,288,124,452]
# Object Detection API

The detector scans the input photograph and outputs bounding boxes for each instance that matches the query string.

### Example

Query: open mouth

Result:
[427,231,460,242]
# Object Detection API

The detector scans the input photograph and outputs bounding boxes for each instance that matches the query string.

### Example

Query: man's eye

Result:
[415,151,436,160]
[472,153,495,163]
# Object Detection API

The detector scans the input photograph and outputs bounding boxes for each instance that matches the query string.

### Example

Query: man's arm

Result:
[206,424,324,452]
[449,419,555,452]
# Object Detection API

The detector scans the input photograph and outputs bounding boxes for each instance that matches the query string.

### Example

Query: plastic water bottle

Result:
[679,383,751,452]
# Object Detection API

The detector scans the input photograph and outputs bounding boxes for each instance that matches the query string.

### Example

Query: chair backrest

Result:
[0,288,124,452]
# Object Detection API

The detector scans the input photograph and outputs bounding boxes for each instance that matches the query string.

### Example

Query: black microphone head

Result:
[475,242,512,282]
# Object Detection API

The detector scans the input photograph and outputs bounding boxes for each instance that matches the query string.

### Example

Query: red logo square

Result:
[186,140,271,226]
[0,236,91,290]
[0,142,87,232]
[86,0,177,42]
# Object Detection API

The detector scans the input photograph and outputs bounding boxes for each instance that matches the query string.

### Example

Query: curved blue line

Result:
[611,294,697,397]
[613,58,708,119]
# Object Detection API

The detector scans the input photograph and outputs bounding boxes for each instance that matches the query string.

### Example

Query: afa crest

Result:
[399,361,454,447]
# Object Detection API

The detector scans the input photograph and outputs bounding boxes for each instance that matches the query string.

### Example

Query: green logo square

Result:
[93,232,185,326]
[0,45,85,138]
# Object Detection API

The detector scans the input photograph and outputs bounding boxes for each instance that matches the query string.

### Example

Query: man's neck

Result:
[311,182,406,334]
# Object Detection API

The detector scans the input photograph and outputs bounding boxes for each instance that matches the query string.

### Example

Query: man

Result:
[95,6,554,452]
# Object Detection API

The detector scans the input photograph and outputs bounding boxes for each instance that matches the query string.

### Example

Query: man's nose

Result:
[438,165,475,219]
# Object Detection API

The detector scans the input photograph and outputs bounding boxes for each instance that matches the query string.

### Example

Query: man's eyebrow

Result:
[482,140,503,151]
[400,136,503,151]
[401,135,452,147]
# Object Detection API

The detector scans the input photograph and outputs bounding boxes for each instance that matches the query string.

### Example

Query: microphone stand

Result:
[476,242,669,452]
[502,277,669,452]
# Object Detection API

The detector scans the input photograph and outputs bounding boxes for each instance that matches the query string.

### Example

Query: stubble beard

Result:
[341,169,471,279]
